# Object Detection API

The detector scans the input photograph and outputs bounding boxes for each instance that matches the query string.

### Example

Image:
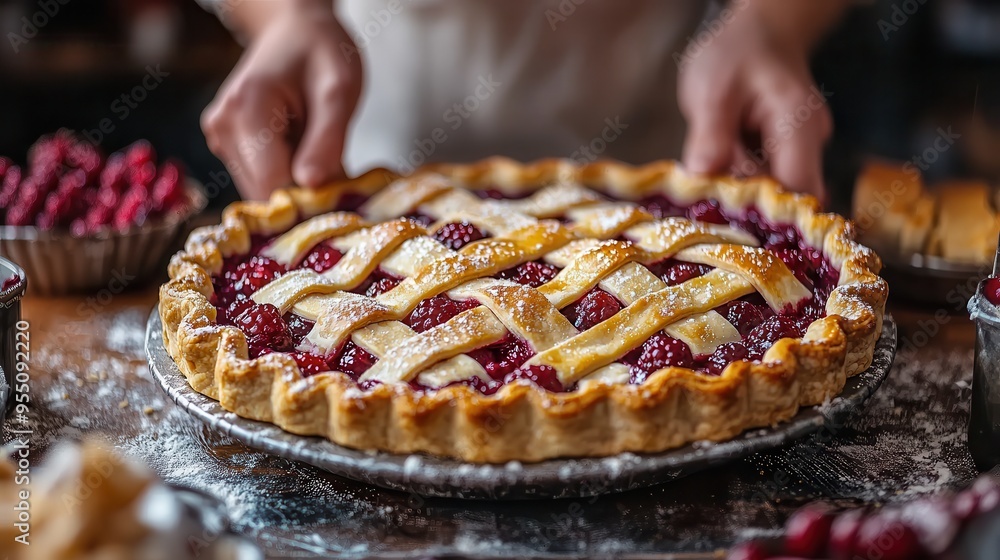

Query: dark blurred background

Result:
[0,0,999,212]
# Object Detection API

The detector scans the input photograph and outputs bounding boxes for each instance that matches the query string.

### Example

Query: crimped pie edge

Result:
[158,158,887,463]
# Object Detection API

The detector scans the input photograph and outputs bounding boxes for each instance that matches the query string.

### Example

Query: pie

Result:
[853,160,1000,264]
[160,158,886,462]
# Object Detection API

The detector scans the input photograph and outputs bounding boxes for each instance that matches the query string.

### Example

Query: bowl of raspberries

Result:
[0,130,206,294]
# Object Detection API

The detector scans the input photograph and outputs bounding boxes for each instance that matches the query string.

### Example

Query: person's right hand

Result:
[201,4,362,200]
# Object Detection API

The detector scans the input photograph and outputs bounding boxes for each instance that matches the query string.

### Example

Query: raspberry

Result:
[629,334,693,381]
[405,295,479,333]
[81,202,116,234]
[433,221,486,250]
[773,249,813,286]
[0,165,22,210]
[112,186,150,230]
[233,302,293,357]
[124,140,156,169]
[721,300,766,336]
[66,141,102,183]
[228,256,285,297]
[784,505,834,557]
[290,352,330,376]
[150,159,185,213]
[298,244,343,273]
[128,161,158,190]
[335,341,378,378]
[706,341,749,375]
[562,288,620,330]
[688,199,727,224]
[28,130,73,169]
[503,364,563,392]
[984,276,1000,306]
[365,276,400,297]
[284,313,314,345]
[100,153,128,193]
[745,315,803,357]
[496,260,559,288]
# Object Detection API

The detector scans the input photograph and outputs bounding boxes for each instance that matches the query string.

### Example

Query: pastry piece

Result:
[854,161,1000,264]
[160,158,886,462]
[853,160,934,257]
[928,181,1000,264]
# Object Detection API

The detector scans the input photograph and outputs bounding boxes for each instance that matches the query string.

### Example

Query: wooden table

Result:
[2,284,981,558]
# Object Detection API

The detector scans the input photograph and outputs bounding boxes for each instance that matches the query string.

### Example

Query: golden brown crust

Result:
[159,158,887,463]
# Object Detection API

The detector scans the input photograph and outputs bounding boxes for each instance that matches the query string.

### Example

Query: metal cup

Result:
[968,236,1000,470]
[0,256,26,416]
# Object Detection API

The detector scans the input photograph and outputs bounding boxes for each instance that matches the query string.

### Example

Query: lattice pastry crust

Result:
[159,159,887,462]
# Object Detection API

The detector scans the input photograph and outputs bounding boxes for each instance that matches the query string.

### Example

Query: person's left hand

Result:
[677,11,832,200]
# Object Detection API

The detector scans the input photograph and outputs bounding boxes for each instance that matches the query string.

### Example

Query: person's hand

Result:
[678,9,833,200]
[201,4,362,200]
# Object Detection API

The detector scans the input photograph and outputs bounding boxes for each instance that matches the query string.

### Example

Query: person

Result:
[198,0,846,202]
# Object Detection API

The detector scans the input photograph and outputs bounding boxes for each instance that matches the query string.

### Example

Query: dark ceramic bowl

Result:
[0,256,26,415]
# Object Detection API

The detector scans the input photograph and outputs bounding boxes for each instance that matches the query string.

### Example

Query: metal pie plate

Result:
[146,309,896,500]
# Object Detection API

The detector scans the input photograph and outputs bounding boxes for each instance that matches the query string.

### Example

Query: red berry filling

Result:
[503,364,563,392]
[233,302,293,358]
[623,333,694,383]
[432,221,486,250]
[496,260,559,288]
[562,288,621,330]
[290,352,331,376]
[468,334,534,380]
[297,244,343,273]
[333,341,378,379]
[213,192,842,392]
[227,256,286,298]
[405,295,480,333]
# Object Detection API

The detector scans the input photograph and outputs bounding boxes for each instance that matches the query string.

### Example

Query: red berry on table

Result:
[726,541,770,560]
[854,514,923,560]
[828,508,865,559]
[783,505,834,557]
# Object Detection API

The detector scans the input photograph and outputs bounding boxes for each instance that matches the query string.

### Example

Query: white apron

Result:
[336,0,707,175]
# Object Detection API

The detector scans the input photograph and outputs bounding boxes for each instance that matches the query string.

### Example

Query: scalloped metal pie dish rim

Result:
[145,308,895,500]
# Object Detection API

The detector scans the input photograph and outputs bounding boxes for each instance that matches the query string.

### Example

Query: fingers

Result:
[757,94,832,201]
[291,62,360,188]
[201,85,296,201]
[680,95,742,176]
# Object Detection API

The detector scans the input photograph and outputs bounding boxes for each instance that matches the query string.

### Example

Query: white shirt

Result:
[336,0,707,175]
